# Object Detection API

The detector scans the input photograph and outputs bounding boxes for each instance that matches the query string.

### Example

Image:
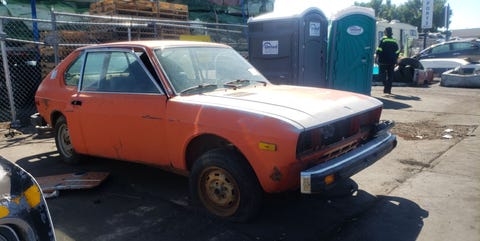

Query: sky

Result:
[274,0,479,30]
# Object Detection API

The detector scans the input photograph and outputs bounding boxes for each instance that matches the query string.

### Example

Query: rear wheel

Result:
[189,148,262,222]
[55,116,80,164]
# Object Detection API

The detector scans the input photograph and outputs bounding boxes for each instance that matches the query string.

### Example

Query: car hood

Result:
[175,85,382,129]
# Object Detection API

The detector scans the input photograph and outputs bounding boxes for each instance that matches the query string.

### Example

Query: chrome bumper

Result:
[300,121,397,194]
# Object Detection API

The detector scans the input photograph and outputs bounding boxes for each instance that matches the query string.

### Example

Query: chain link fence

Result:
[0,9,247,126]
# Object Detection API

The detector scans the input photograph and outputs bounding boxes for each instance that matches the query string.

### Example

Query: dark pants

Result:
[379,64,395,94]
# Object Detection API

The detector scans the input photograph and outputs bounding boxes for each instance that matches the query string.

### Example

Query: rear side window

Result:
[80,50,159,93]
[64,54,85,86]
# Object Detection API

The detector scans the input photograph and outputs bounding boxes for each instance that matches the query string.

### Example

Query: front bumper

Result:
[300,121,397,194]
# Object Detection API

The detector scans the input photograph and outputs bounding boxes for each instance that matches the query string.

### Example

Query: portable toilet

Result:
[248,7,328,87]
[327,6,376,95]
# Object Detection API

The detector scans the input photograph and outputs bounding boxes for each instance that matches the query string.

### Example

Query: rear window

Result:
[64,54,85,86]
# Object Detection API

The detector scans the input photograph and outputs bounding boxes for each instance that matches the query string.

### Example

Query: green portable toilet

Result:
[327,6,376,95]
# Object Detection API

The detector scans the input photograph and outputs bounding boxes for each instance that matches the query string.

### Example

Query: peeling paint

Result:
[142,115,163,120]
[270,166,282,182]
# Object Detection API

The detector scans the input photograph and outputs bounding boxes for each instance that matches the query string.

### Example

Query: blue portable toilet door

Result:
[330,14,375,94]
[300,11,328,87]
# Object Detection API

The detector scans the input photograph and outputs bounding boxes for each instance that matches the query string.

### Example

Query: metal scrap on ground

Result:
[36,171,109,198]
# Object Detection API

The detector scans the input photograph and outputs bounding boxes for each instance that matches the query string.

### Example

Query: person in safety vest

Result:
[375,27,400,94]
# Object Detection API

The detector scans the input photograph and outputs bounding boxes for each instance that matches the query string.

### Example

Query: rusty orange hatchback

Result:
[33,41,396,221]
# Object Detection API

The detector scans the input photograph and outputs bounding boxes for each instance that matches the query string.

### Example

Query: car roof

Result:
[429,38,479,48]
[77,40,230,51]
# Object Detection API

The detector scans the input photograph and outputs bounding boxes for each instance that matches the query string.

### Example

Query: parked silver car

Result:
[413,39,480,62]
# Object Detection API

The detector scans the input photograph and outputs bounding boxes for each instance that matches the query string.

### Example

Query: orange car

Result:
[33,41,396,221]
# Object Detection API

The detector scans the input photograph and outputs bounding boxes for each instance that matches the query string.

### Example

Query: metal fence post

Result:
[51,8,60,65]
[0,20,19,127]
[128,22,132,41]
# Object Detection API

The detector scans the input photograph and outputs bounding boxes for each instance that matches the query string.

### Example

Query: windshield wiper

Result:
[180,83,218,95]
[223,79,250,89]
[254,80,268,86]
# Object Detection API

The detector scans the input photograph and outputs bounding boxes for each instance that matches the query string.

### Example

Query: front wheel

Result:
[189,148,262,222]
[54,116,80,164]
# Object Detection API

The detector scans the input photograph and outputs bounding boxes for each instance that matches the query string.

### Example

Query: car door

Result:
[451,41,480,60]
[427,43,451,59]
[69,49,170,165]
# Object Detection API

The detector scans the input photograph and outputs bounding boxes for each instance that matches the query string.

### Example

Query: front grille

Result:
[296,107,382,164]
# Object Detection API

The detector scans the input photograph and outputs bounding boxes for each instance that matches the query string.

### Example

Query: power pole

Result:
[444,3,451,41]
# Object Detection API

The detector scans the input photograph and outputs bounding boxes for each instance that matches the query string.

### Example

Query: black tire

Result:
[0,225,20,241]
[54,116,81,164]
[398,57,424,70]
[395,57,423,83]
[189,148,263,222]
[395,65,415,83]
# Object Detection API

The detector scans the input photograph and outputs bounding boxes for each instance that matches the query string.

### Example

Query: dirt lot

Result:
[1,83,479,241]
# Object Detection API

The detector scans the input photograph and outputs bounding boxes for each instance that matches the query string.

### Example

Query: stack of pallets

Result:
[89,0,189,40]
[90,0,188,20]
[39,31,90,77]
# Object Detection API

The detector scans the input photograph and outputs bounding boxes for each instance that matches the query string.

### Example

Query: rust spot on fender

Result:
[270,166,282,182]
[41,98,50,109]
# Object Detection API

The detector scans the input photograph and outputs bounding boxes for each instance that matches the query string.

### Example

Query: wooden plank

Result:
[156,1,188,13]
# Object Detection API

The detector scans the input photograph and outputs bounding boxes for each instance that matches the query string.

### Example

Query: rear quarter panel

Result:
[35,50,82,126]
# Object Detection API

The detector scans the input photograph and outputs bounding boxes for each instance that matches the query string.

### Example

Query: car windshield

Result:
[154,46,268,94]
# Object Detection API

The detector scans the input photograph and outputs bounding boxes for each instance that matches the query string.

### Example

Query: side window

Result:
[452,42,474,51]
[80,51,159,93]
[80,52,105,91]
[430,44,450,54]
[64,54,85,86]
[409,29,417,38]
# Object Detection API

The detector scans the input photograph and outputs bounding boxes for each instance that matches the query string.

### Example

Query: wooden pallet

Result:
[40,31,90,44]
[40,61,57,78]
[156,1,188,20]
[58,30,90,43]
[90,0,188,20]
[40,46,75,58]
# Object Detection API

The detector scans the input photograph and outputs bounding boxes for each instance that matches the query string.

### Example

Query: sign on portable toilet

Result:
[248,7,328,87]
[327,6,376,95]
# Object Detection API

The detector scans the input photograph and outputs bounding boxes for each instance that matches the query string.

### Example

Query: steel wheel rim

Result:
[198,166,240,217]
[58,123,74,158]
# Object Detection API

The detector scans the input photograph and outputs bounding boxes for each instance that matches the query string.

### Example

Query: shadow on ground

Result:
[13,151,428,241]
[376,93,421,110]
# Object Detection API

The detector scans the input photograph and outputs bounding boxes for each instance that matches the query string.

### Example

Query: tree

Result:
[354,0,452,31]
